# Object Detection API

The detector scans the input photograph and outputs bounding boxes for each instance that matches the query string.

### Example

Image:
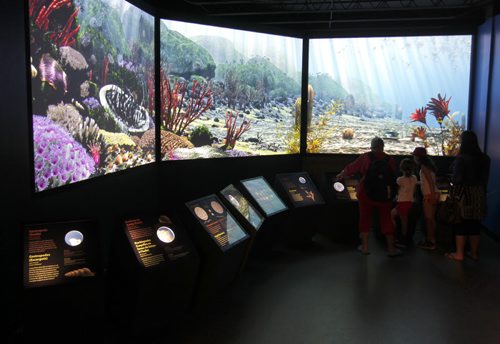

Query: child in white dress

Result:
[392,158,418,248]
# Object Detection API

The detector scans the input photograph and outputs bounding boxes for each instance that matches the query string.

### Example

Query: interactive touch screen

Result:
[160,19,303,160]
[24,220,99,288]
[220,184,265,230]
[241,177,287,216]
[186,195,249,251]
[308,36,471,156]
[29,0,155,192]
[276,172,324,207]
[124,215,192,268]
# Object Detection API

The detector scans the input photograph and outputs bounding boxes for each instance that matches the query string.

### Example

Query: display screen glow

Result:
[29,0,155,192]
[241,177,287,216]
[308,35,471,156]
[160,19,303,160]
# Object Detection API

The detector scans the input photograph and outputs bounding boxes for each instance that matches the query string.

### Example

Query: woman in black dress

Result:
[445,130,490,261]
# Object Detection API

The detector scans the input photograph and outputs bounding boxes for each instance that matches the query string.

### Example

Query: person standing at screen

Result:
[413,147,440,250]
[391,158,418,248]
[445,130,490,261]
[337,137,402,257]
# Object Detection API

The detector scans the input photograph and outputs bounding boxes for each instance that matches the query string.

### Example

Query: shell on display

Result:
[39,53,68,93]
[99,84,150,134]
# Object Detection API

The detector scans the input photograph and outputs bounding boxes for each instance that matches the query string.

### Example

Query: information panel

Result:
[23,220,99,288]
[220,184,265,230]
[327,173,358,201]
[241,177,288,216]
[123,215,193,269]
[186,195,249,251]
[275,172,324,207]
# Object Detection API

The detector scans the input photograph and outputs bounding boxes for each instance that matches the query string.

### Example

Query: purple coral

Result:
[33,115,95,191]
[82,97,101,110]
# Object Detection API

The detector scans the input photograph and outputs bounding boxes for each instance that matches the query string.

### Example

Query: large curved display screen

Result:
[29,0,155,192]
[159,19,303,160]
[308,35,471,156]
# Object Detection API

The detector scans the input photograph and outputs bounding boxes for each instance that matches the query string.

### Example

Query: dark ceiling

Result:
[143,0,499,37]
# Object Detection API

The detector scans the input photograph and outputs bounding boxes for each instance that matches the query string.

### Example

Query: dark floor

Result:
[159,232,500,344]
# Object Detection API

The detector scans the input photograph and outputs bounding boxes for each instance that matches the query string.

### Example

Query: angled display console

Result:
[240,177,288,217]
[275,172,324,208]
[326,172,359,202]
[23,219,100,288]
[220,184,265,231]
[123,214,195,269]
[186,194,249,251]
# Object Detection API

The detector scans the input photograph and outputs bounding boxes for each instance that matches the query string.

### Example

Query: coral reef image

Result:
[159,20,303,160]
[29,0,154,191]
[307,36,471,155]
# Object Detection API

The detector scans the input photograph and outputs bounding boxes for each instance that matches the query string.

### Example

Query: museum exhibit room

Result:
[2,0,500,342]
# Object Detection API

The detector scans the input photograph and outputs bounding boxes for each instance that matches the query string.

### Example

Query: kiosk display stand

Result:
[219,184,267,263]
[316,172,362,244]
[108,213,199,337]
[239,176,288,251]
[274,172,325,208]
[22,219,103,341]
[240,176,288,217]
[185,194,250,303]
[274,172,325,247]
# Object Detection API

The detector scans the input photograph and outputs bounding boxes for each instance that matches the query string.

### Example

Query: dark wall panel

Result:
[484,14,500,235]
[471,18,493,150]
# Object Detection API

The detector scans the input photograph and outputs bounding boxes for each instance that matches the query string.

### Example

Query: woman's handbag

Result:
[437,186,462,225]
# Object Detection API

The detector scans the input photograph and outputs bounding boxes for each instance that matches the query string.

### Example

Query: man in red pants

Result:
[337,137,402,257]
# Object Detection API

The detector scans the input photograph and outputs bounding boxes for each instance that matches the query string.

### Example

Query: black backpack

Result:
[364,152,396,202]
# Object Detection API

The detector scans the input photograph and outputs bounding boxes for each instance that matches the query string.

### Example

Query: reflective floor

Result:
[163,232,500,344]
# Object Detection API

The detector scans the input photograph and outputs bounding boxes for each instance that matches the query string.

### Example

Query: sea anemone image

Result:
[427,93,451,124]
[33,115,95,191]
[410,107,427,124]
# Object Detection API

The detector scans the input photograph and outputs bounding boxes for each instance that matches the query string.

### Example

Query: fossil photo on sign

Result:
[194,207,209,221]
[157,226,176,243]
[65,230,84,247]
[334,182,345,192]
[211,201,224,214]
[228,195,240,208]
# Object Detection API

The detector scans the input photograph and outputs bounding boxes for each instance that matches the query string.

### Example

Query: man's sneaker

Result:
[417,240,436,251]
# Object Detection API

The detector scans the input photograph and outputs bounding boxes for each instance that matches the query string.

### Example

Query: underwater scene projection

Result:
[29,0,154,192]
[308,36,471,156]
[159,19,303,160]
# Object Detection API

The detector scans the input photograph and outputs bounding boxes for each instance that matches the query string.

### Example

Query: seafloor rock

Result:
[169,146,228,160]
[139,129,194,156]
[99,130,136,147]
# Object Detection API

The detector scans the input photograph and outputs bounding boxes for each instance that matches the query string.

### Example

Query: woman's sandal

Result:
[445,252,464,262]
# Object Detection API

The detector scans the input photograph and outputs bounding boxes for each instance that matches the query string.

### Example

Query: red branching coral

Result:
[49,7,80,47]
[427,93,451,124]
[224,111,251,149]
[160,68,213,135]
[30,0,80,47]
[411,126,427,141]
[410,107,427,124]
